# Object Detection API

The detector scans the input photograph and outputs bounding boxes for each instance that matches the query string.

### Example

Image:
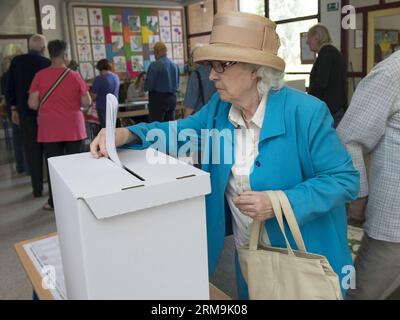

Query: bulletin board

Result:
[68,4,185,81]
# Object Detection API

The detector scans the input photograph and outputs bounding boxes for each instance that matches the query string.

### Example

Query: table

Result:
[15,233,230,300]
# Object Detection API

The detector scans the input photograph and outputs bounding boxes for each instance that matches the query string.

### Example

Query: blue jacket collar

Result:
[260,86,287,142]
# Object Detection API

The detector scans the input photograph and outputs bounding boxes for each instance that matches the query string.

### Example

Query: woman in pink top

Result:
[28,40,91,210]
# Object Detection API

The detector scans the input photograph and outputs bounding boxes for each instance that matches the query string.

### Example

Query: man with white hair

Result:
[6,34,50,198]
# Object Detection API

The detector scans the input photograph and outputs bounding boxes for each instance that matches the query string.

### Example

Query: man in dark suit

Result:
[6,34,51,197]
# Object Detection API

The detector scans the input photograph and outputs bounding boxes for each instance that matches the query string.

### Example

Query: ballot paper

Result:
[23,235,67,300]
[106,94,123,168]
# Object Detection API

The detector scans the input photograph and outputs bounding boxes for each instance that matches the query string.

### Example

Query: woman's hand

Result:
[233,191,275,222]
[90,128,138,159]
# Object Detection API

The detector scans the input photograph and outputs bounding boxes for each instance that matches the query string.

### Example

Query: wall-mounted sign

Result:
[327,2,339,12]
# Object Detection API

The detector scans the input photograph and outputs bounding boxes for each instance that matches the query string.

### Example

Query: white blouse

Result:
[225,94,270,249]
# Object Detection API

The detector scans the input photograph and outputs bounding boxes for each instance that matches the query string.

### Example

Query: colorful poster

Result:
[171,11,181,26]
[150,54,156,62]
[132,56,144,71]
[130,36,142,52]
[109,15,123,33]
[76,27,90,44]
[90,27,105,43]
[166,43,173,59]
[77,44,92,62]
[159,10,170,27]
[160,27,171,43]
[172,43,184,59]
[146,16,159,33]
[111,35,124,53]
[89,8,103,26]
[149,35,160,51]
[128,16,141,33]
[172,26,183,43]
[79,63,94,80]
[113,56,127,72]
[74,8,88,25]
[92,44,107,61]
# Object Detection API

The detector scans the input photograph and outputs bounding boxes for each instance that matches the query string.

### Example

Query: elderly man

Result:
[145,41,180,122]
[338,50,400,300]
[6,34,50,198]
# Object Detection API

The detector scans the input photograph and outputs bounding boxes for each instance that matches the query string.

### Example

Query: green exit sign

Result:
[327,2,339,11]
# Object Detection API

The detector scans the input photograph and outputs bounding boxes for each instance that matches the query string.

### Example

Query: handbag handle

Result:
[249,191,307,255]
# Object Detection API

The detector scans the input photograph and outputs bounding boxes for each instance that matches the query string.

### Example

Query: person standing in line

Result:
[91,59,120,129]
[338,50,400,300]
[6,34,51,197]
[145,41,180,122]
[28,40,91,210]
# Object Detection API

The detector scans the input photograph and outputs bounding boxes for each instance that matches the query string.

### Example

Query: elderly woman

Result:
[91,12,359,299]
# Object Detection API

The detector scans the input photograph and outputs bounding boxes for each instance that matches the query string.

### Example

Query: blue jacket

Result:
[127,86,359,297]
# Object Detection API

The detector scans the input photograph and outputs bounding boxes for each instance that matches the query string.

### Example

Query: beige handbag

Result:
[238,190,343,300]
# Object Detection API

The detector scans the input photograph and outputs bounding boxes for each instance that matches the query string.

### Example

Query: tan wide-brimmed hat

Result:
[193,11,285,72]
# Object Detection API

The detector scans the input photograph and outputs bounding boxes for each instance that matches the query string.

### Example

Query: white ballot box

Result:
[48,148,211,300]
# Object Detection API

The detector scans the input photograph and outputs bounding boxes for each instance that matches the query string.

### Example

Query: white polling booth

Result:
[48,148,211,300]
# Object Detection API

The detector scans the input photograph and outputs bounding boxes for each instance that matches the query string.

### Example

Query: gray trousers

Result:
[346,233,400,300]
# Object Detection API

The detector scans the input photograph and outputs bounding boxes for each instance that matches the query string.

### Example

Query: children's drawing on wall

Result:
[128,16,141,33]
[172,27,183,43]
[110,15,123,33]
[113,56,127,72]
[159,10,170,27]
[130,36,143,52]
[78,44,92,62]
[89,8,103,26]
[90,27,105,44]
[172,43,184,59]
[111,35,124,53]
[74,8,89,26]
[132,56,144,72]
[76,27,90,44]
[160,27,172,43]
[166,43,173,59]
[146,16,159,33]
[149,35,160,52]
[92,44,107,61]
[79,62,95,80]
[171,11,181,26]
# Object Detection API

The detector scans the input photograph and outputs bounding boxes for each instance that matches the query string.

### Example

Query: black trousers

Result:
[43,140,85,208]
[19,116,43,196]
[148,91,176,122]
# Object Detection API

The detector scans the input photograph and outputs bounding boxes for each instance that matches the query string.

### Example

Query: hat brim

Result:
[193,43,285,72]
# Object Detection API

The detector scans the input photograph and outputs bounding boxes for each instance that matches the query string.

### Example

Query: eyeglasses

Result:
[205,60,239,73]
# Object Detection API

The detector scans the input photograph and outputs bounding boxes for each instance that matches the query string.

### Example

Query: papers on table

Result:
[23,235,67,300]
[106,94,123,168]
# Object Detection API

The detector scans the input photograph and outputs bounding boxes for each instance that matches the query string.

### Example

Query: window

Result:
[270,0,320,87]
[239,0,265,16]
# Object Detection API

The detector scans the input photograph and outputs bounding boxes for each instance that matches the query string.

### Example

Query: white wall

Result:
[320,0,342,49]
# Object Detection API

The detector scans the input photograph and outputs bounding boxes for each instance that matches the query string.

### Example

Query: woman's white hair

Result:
[253,65,285,97]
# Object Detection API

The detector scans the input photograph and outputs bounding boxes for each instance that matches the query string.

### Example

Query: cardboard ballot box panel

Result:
[48,149,211,300]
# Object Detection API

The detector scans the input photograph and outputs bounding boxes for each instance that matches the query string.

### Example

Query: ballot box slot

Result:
[121,184,145,191]
[176,174,196,180]
[123,165,145,181]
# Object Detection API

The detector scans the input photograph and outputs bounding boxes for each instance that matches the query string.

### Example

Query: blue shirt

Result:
[92,73,120,110]
[144,56,180,93]
[184,64,216,113]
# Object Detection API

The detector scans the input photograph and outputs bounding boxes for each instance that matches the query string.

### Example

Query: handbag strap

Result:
[249,191,307,255]
[276,191,306,252]
[39,68,70,108]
